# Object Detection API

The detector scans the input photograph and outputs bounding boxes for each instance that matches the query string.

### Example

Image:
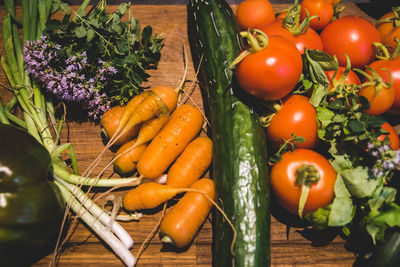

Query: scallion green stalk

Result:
[0,1,142,266]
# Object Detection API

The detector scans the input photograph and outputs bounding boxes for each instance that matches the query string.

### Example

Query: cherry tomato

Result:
[324,66,361,91]
[368,57,400,114]
[378,122,400,150]
[376,11,400,50]
[236,0,276,30]
[320,15,381,68]
[266,94,318,149]
[235,35,303,100]
[300,0,334,31]
[270,149,337,216]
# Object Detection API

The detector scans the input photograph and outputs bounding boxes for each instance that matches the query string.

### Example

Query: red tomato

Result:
[358,84,395,115]
[236,0,276,30]
[266,94,318,149]
[378,122,400,150]
[300,0,334,31]
[376,11,400,50]
[270,149,337,216]
[235,35,303,100]
[320,15,381,68]
[324,66,361,91]
[294,27,324,53]
[368,57,400,114]
[260,19,324,54]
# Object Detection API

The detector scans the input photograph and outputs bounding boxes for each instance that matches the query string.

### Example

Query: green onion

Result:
[0,1,141,266]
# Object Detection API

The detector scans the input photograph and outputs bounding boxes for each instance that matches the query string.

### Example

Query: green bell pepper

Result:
[0,123,65,266]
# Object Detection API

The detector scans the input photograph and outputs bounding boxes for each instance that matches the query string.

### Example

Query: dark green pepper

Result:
[0,123,65,266]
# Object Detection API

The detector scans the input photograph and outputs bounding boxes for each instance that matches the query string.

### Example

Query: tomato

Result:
[259,19,294,42]
[236,0,276,30]
[300,0,334,31]
[358,84,395,115]
[324,66,361,91]
[235,35,303,100]
[378,122,400,150]
[294,27,324,53]
[368,57,400,114]
[270,149,337,217]
[320,15,381,68]
[260,19,323,54]
[266,94,318,149]
[376,11,400,50]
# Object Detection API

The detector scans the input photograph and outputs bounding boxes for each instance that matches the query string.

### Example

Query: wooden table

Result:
[0,3,378,267]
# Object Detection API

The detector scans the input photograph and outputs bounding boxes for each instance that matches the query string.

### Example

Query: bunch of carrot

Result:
[93,50,219,255]
[120,103,215,247]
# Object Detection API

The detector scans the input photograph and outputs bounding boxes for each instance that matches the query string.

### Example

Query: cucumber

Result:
[187,0,271,266]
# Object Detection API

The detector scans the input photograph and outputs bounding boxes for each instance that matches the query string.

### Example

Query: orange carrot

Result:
[109,45,188,147]
[136,104,204,179]
[159,178,215,248]
[100,105,141,146]
[166,136,213,188]
[116,90,171,141]
[97,113,170,178]
[108,91,151,146]
[123,182,181,211]
[113,139,147,176]
[84,46,188,177]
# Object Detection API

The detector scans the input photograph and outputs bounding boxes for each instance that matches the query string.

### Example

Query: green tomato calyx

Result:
[296,164,320,218]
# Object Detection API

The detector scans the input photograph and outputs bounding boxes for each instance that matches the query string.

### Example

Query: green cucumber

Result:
[187,0,271,266]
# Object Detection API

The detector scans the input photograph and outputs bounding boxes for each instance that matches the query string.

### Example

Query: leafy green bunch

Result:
[44,0,163,108]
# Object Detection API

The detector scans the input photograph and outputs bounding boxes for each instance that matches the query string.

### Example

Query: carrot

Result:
[159,178,215,249]
[84,45,188,177]
[96,113,170,178]
[107,91,151,146]
[123,182,181,211]
[100,105,141,146]
[166,136,213,188]
[116,90,171,142]
[113,139,147,176]
[107,44,188,148]
[136,104,204,179]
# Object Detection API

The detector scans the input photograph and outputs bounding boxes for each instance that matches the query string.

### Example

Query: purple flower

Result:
[23,36,117,121]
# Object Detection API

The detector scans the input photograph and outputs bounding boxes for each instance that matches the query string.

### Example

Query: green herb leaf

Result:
[341,166,382,198]
[328,174,354,226]
[75,25,86,38]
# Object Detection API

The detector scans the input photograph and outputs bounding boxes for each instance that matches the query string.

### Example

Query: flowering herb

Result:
[24,0,163,121]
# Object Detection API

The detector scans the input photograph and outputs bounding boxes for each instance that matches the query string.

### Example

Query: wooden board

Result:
[0,3,377,267]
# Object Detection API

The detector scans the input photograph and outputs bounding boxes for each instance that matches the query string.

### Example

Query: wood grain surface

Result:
[0,3,378,267]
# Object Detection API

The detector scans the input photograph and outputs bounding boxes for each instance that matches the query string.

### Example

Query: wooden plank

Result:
[0,3,377,267]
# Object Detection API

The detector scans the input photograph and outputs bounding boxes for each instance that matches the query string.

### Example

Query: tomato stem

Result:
[355,66,393,97]
[259,101,282,127]
[376,6,400,28]
[373,42,391,60]
[295,164,320,218]
[391,37,400,59]
[230,29,269,68]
